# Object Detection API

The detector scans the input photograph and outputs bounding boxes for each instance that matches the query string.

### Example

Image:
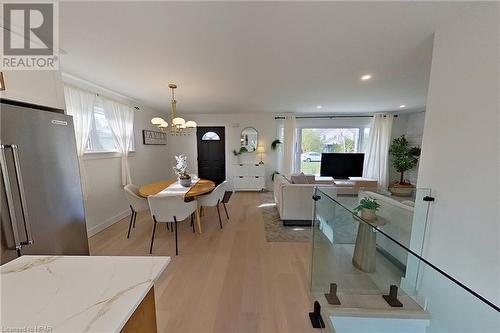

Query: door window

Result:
[201,131,221,141]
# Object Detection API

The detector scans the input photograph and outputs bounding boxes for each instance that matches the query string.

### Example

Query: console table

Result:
[352,216,387,272]
[232,163,265,191]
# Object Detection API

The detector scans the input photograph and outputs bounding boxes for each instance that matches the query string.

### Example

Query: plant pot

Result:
[178,176,192,187]
[361,208,376,221]
[389,182,415,197]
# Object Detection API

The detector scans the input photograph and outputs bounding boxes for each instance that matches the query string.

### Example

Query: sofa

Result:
[273,174,337,226]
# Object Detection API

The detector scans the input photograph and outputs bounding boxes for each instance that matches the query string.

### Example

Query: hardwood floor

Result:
[89,191,316,333]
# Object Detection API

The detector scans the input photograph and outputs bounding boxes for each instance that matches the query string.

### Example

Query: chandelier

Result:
[151,83,197,135]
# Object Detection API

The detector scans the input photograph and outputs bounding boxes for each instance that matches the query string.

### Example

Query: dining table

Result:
[139,178,216,234]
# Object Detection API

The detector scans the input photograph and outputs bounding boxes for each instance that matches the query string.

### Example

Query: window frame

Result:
[296,125,370,175]
[84,99,135,154]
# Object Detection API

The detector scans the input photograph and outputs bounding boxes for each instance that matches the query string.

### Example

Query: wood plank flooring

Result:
[89,191,316,333]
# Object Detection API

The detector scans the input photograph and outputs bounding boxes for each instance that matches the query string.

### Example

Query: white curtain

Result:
[363,114,394,190]
[282,115,297,177]
[102,98,134,186]
[64,86,96,200]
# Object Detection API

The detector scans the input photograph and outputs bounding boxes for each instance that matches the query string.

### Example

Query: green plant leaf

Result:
[271,139,282,151]
[389,135,421,179]
[354,196,380,212]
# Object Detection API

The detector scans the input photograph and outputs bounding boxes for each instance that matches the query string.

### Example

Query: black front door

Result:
[197,127,226,185]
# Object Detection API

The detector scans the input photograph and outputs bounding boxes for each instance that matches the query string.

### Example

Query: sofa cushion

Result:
[291,172,309,184]
[305,175,315,184]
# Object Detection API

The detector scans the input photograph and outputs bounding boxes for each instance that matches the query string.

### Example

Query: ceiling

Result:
[59,1,473,114]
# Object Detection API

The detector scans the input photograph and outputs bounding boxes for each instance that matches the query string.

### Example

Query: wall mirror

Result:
[240,127,258,152]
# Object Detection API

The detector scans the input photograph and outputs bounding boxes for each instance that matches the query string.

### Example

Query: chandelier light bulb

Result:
[172,117,186,125]
[151,117,165,125]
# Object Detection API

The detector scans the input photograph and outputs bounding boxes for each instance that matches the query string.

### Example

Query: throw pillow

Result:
[291,172,308,184]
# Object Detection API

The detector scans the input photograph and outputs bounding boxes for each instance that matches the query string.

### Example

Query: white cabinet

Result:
[0,70,66,110]
[232,164,265,191]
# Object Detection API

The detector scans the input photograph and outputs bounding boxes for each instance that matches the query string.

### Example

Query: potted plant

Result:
[270,139,282,151]
[173,154,192,187]
[354,197,380,221]
[388,135,421,196]
[233,146,249,164]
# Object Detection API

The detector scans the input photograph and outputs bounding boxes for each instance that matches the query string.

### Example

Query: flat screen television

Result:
[320,153,364,179]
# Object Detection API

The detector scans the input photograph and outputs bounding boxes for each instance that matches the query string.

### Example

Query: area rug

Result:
[260,191,312,243]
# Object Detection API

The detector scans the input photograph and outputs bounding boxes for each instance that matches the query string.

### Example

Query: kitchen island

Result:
[1,255,170,332]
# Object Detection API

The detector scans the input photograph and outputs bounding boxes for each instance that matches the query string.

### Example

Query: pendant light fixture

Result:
[150,83,197,135]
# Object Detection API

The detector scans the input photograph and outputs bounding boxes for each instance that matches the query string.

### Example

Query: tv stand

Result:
[314,176,378,194]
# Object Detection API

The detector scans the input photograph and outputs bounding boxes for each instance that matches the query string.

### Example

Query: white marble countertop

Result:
[1,255,170,333]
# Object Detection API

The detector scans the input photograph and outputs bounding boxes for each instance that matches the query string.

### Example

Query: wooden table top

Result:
[138,178,216,199]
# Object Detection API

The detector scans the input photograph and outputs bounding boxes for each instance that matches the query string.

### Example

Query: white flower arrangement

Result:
[173,154,190,179]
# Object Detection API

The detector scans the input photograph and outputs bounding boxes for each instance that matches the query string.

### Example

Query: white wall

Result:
[415,3,499,331]
[0,28,65,109]
[168,113,279,190]
[0,70,66,110]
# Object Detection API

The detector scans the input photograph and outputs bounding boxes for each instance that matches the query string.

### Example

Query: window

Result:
[86,101,135,153]
[299,127,369,175]
[201,131,220,141]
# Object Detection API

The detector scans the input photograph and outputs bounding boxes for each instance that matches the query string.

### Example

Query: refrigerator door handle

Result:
[0,145,22,253]
[10,144,34,245]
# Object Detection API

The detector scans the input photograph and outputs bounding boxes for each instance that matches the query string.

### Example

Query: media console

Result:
[314,176,378,194]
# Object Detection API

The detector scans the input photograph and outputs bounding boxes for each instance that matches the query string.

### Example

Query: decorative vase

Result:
[178,176,192,187]
[361,208,376,221]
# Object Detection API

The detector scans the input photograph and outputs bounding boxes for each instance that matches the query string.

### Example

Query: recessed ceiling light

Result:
[399,104,406,108]
[361,74,372,81]
[316,105,322,109]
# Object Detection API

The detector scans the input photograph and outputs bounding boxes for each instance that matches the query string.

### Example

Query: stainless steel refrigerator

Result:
[1,99,89,265]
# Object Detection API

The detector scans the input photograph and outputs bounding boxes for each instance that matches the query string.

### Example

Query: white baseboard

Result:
[86,209,131,237]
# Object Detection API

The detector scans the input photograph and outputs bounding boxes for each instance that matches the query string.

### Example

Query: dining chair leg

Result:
[191,214,195,233]
[216,203,223,229]
[127,208,134,239]
[149,217,158,254]
[132,211,137,228]
[170,222,174,232]
[174,216,179,255]
[166,222,170,231]
[223,203,229,220]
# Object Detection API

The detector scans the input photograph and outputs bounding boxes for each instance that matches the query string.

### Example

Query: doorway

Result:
[196,126,226,185]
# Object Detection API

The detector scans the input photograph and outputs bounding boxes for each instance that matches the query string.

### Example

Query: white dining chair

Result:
[147,193,197,255]
[197,180,228,229]
[123,184,149,238]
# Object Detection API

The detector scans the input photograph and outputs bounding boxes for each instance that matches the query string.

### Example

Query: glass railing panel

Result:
[310,187,500,333]
[333,185,431,256]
